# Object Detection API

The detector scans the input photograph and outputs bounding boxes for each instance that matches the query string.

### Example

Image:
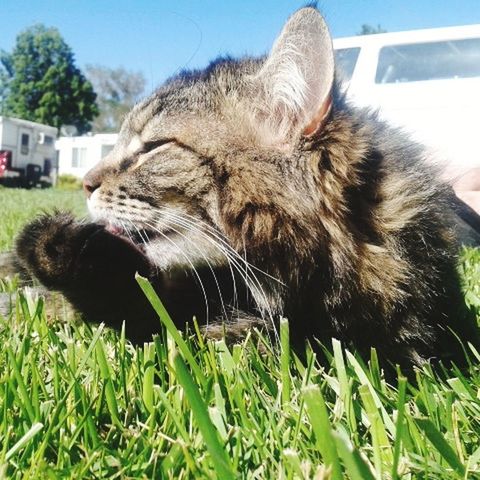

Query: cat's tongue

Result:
[103,222,149,255]
[105,223,124,236]
[102,221,153,254]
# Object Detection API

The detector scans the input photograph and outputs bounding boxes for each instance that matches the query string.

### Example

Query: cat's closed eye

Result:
[118,139,175,171]
[139,139,175,155]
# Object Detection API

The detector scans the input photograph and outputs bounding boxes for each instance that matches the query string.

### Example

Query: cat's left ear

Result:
[254,7,334,139]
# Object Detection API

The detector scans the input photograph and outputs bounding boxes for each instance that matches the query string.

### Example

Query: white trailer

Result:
[0,116,58,188]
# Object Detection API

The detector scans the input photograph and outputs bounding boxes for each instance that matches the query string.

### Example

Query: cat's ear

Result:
[254,7,334,140]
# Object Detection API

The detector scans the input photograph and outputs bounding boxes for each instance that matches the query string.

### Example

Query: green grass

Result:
[0,188,480,478]
[0,186,86,252]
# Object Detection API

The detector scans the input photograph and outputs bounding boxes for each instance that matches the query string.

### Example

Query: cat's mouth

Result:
[104,222,171,251]
[101,218,227,271]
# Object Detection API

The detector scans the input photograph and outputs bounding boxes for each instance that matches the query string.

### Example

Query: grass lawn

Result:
[0,187,86,252]
[0,187,480,478]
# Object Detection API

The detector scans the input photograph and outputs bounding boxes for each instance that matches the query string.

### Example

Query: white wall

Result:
[56,133,118,178]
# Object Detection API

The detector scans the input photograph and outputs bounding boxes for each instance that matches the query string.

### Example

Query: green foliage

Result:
[357,24,387,35]
[459,247,480,310]
[56,174,83,191]
[0,267,479,478]
[0,191,479,477]
[86,65,146,133]
[0,24,98,134]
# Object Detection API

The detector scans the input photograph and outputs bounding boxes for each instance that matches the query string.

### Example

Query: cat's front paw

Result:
[15,212,103,288]
[16,211,154,292]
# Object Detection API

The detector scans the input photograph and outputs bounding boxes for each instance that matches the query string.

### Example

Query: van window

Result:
[375,38,480,84]
[335,47,360,82]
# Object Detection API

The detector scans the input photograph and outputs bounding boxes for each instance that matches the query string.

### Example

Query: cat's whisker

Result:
[153,205,285,286]
[120,220,135,245]
[152,210,257,290]
[135,225,150,248]
[153,205,279,297]
[150,208,279,339]
[163,217,242,319]
[125,218,149,253]
[131,219,211,324]
[150,212,239,305]
[155,210,273,299]
[143,218,230,323]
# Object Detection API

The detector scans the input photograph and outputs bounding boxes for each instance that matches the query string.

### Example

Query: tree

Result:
[0,51,13,112]
[0,24,98,134]
[86,65,146,133]
[357,24,387,35]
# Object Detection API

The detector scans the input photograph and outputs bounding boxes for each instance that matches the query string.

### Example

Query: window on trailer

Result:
[72,147,88,168]
[43,135,54,146]
[21,134,29,155]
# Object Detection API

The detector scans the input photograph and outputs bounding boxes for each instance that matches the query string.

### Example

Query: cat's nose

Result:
[83,169,103,199]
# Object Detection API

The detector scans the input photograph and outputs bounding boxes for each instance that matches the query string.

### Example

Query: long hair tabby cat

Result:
[16,8,480,368]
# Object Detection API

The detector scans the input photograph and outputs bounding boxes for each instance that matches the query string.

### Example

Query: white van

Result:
[333,24,480,171]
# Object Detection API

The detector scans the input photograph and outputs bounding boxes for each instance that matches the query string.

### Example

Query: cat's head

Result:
[83,7,336,273]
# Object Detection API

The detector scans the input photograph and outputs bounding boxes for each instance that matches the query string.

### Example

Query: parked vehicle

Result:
[333,24,480,171]
[0,116,58,188]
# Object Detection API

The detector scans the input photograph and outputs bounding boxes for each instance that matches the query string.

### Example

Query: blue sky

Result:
[2,0,480,92]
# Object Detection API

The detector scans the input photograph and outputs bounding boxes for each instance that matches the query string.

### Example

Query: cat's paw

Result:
[15,212,103,288]
[16,211,154,290]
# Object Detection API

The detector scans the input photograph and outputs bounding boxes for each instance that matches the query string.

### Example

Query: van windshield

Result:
[375,38,480,83]
[335,47,360,82]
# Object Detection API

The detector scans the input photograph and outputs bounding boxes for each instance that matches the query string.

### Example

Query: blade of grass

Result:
[283,449,304,479]
[6,345,35,423]
[142,342,155,415]
[280,318,291,405]
[333,427,376,480]
[136,274,205,385]
[5,422,43,461]
[302,385,342,480]
[391,376,407,480]
[346,351,395,435]
[415,418,466,477]
[358,383,393,475]
[95,338,122,428]
[173,353,236,480]
[332,339,357,440]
